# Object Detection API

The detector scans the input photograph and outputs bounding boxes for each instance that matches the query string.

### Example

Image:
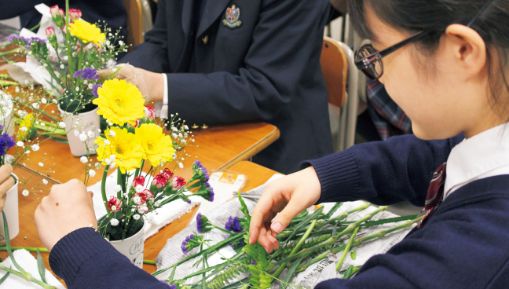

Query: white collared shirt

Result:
[444,123,509,199]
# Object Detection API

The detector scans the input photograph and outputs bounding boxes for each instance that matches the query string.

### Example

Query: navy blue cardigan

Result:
[50,135,509,288]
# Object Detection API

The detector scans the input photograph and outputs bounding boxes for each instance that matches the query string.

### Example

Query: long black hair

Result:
[349,0,509,108]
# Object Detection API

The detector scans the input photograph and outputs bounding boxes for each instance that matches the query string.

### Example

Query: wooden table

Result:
[18,122,279,184]
[6,161,276,282]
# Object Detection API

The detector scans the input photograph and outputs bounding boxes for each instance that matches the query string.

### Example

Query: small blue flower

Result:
[73,68,99,80]
[0,133,15,156]
[91,83,101,97]
[192,160,209,182]
[180,234,204,254]
[225,216,242,233]
[196,213,213,233]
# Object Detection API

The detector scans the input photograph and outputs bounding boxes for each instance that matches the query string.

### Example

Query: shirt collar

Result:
[444,123,509,199]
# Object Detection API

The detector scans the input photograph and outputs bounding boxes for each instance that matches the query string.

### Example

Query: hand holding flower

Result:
[99,64,165,103]
[249,166,322,253]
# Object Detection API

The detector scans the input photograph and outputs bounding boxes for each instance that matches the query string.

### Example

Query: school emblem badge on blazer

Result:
[223,4,242,29]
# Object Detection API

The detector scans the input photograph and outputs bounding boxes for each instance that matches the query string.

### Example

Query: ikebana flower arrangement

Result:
[7,3,127,114]
[7,1,127,156]
[93,78,213,265]
[156,195,422,289]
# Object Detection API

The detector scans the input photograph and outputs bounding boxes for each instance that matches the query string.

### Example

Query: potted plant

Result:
[93,79,213,267]
[7,1,127,156]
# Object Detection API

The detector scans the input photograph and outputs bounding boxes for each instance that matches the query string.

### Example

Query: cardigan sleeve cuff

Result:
[305,150,363,204]
[49,228,111,285]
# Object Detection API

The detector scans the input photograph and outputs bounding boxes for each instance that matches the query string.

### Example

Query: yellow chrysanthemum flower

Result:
[93,79,145,126]
[135,123,175,167]
[69,19,106,46]
[96,127,143,173]
[17,113,35,141]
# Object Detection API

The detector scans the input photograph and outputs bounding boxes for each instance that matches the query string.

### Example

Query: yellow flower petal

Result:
[69,19,106,46]
[135,123,175,167]
[93,79,145,126]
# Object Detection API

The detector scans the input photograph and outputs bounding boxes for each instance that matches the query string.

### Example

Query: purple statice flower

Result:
[0,133,15,156]
[225,216,243,233]
[73,68,99,80]
[91,83,101,97]
[192,160,209,182]
[204,182,214,202]
[196,213,212,233]
[7,34,46,48]
[168,285,177,289]
[180,234,203,254]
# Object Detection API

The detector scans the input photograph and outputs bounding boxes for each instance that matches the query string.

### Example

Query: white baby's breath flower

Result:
[16,141,24,147]
[31,144,40,151]
[80,156,89,164]
[110,218,120,227]
[38,162,44,167]
[42,179,49,185]
[21,189,29,197]
[88,169,96,177]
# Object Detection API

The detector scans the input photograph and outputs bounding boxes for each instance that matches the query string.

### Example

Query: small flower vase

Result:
[0,91,15,137]
[0,174,19,242]
[109,223,145,268]
[58,105,100,157]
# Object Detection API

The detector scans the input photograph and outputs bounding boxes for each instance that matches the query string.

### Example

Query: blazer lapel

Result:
[197,0,231,36]
[181,0,193,36]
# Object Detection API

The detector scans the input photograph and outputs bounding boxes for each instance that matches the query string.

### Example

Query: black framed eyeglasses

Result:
[354,31,429,80]
[354,0,496,80]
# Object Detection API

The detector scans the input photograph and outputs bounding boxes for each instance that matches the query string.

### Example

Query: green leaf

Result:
[0,270,10,285]
[36,250,47,283]
[237,193,250,222]
[2,211,24,273]
[350,250,357,260]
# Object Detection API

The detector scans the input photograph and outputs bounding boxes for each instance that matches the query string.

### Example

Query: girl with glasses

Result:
[249,0,509,288]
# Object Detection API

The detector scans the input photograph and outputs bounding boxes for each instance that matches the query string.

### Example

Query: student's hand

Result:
[0,165,15,211]
[249,167,322,253]
[35,179,97,251]
[99,64,164,103]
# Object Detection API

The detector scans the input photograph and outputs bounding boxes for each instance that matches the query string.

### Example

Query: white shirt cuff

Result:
[159,73,168,119]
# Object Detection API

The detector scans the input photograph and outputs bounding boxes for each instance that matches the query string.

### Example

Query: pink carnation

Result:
[107,197,122,212]
[133,176,146,188]
[69,8,82,20]
[172,176,186,190]
[45,27,55,37]
[134,189,154,205]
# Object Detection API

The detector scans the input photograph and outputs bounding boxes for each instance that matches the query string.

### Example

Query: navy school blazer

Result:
[121,0,334,173]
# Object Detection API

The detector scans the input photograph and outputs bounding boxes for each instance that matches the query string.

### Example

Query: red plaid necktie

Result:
[418,163,447,228]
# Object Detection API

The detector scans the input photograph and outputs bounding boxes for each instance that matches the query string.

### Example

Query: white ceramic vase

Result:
[0,90,15,137]
[0,174,19,242]
[109,224,145,268]
[58,106,100,157]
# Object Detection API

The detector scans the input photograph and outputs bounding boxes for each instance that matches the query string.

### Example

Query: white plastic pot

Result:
[58,106,100,156]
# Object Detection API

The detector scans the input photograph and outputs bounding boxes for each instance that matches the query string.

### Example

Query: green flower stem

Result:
[101,165,110,210]
[354,216,423,245]
[295,216,421,274]
[0,48,23,57]
[0,80,18,87]
[274,220,318,278]
[154,233,244,277]
[336,226,359,272]
[0,265,56,289]
[0,246,48,253]
[278,206,387,265]
[11,98,61,123]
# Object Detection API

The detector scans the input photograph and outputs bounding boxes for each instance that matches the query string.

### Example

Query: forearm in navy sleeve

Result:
[307,135,462,206]
[49,228,171,289]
